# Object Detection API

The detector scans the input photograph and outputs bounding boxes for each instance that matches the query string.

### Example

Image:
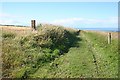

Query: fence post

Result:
[108,32,112,44]
[31,20,36,30]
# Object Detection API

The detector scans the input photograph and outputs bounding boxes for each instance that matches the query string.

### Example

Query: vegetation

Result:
[29,31,118,78]
[2,24,79,78]
[1,25,118,78]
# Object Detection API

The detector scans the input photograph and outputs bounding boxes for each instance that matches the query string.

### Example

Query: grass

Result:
[81,31,118,78]
[1,25,118,78]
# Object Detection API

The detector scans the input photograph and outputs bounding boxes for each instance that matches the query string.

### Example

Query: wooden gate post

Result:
[108,32,112,44]
[31,20,36,30]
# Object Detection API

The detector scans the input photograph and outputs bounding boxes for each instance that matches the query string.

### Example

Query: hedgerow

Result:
[2,24,79,78]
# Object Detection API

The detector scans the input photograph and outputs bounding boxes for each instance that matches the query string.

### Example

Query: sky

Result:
[0,2,118,29]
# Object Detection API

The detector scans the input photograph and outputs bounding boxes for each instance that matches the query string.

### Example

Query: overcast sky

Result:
[0,2,118,29]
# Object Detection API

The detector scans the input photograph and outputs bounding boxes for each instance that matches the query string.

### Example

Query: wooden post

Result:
[31,20,36,30]
[108,32,112,44]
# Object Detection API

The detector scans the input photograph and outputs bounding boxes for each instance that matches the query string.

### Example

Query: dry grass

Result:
[0,26,32,37]
[84,30,119,39]
[0,26,31,31]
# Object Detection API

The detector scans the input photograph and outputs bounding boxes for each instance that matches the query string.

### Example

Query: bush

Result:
[33,34,53,48]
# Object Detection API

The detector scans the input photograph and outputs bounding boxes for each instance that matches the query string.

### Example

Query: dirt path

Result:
[81,32,100,76]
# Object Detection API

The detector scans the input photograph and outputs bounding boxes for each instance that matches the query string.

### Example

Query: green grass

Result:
[81,31,118,78]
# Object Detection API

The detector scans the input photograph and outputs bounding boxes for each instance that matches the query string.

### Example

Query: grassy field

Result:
[1,25,119,78]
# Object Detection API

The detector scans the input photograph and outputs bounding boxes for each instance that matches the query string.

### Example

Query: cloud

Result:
[52,18,83,24]
[0,13,23,18]
[49,17,118,28]
[51,17,118,25]
[0,13,27,25]
[0,12,118,28]
[0,19,24,25]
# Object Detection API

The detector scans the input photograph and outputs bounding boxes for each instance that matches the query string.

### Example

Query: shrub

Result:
[33,34,53,48]
[19,24,78,53]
